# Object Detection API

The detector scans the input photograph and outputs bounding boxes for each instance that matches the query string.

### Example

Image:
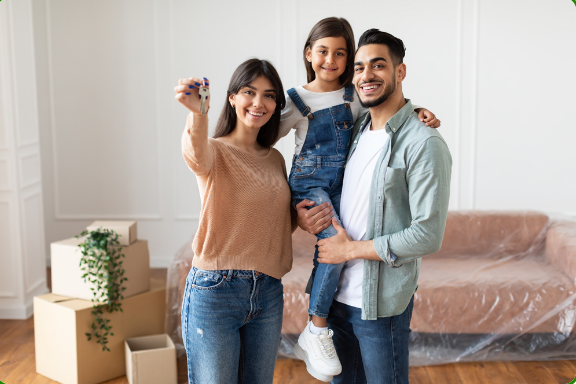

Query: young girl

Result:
[277,17,440,382]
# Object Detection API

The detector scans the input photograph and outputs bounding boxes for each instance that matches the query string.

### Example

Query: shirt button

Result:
[354,140,358,144]
[378,195,382,200]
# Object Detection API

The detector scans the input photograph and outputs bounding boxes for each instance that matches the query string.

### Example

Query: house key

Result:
[199,84,209,115]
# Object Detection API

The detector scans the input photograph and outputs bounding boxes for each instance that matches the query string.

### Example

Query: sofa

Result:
[166,211,576,365]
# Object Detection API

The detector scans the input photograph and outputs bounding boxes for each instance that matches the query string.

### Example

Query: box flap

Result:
[88,220,136,228]
[36,293,76,303]
[51,237,85,248]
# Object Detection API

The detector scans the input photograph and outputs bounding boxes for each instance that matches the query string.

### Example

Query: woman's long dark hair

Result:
[213,59,286,148]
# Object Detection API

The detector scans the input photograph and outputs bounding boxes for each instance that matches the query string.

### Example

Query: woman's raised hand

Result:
[174,77,210,115]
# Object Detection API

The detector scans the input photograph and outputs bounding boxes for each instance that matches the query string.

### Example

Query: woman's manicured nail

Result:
[185,92,191,95]
[203,77,208,81]
[189,85,195,89]
[195,82,200,86]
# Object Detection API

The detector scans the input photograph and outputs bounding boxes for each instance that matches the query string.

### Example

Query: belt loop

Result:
[316,156,321,169]
[226,270,233,281]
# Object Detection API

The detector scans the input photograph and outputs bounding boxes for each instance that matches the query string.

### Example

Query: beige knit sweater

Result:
[181,113,295,279]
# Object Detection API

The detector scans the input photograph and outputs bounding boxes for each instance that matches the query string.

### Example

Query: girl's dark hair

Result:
[357,29,406,67]
[303,17,355,86]
[213,59,286,148]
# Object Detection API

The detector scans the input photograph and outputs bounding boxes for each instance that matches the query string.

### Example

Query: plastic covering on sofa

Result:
[165,211,576,365]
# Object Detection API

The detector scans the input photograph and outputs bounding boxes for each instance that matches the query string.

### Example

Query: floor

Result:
[1,269,575,383]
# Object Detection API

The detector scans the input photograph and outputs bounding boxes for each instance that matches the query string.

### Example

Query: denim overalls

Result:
[287,84,355,318]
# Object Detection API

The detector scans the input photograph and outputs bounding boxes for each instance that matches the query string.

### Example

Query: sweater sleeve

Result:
[181,112,213,176]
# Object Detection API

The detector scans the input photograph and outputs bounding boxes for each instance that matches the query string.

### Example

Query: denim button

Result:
[298,157,303,161]
[297,169,301,172]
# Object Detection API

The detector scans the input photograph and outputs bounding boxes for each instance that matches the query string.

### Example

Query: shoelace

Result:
[316,329,336,359]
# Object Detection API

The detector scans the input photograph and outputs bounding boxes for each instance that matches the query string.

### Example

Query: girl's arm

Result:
[175,77,214,176]
[414,106,441,128]
[276,94,299,141]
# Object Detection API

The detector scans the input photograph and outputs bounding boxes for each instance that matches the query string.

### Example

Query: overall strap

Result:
[342,84,355,103]
[286,87,313,119]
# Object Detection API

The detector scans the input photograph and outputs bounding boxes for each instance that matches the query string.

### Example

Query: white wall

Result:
[30,0,576,267]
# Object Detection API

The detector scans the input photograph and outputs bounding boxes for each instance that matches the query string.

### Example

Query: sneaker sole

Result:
[293,343,334,382]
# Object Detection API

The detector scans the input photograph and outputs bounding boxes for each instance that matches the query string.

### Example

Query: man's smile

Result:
[359,82,383,94]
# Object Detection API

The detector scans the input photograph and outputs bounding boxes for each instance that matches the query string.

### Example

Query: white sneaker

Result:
[293,322,342,382]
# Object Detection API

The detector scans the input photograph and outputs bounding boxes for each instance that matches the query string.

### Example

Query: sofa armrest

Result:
[545,220,576,282]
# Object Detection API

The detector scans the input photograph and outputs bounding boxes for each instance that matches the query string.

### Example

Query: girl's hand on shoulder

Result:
[417,109,441,129]
[174,77,210,115]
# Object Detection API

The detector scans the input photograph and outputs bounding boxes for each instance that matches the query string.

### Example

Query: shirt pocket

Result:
[384,167,408,207]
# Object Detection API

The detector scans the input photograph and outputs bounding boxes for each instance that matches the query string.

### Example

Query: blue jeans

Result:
[327,296,414,384]
[181,267,284,384]
[286,85,355,319]
[298,188,345,318]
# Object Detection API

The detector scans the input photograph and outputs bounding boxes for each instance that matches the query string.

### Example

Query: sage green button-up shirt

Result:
[347,100,452,320]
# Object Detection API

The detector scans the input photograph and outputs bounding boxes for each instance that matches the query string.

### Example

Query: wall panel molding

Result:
[18,151,41,189]
[45,0,163,221]
[0,0,47,319]
[455,0,481,210]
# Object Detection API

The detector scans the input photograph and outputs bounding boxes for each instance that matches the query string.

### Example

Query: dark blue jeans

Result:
[327,296,414,384]
[181,267,284,384]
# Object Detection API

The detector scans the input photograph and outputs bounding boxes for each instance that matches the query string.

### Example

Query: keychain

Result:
[199,80,209,115]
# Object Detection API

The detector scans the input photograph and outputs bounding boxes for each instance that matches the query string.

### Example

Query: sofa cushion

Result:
[413,256,576,334]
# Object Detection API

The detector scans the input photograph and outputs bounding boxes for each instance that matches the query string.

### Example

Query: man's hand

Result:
[317,218,353,264]
[296,200,334,235]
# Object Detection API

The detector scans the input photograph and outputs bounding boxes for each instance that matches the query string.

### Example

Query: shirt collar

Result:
[386,99,413,133]
[360,99,414,135]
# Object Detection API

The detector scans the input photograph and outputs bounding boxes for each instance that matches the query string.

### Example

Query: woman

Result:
[175,59,332,383]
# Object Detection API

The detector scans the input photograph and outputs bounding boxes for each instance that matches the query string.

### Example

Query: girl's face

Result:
[306,36,348,85]
[229,75,277,131]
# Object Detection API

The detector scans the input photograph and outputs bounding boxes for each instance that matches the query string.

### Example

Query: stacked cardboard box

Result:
[34,221,173,384]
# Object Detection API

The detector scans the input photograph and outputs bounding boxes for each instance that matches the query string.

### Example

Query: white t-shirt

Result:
[333,123,390,308]
[278,85,368,155]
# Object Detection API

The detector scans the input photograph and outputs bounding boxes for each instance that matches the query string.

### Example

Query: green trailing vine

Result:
[76,228,128,352]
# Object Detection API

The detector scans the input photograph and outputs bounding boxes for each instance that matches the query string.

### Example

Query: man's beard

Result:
[359,80,397,108]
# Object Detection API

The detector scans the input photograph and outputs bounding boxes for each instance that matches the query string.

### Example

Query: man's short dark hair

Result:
[357,29,406,67]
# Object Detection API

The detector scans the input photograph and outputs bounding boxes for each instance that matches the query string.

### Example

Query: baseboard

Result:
[0,301,33,320]
[150,256,174,269]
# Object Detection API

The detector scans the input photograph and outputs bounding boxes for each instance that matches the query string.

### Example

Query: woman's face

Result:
[230,75,277,131]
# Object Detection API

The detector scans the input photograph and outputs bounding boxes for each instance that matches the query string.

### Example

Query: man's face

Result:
[353,44,401,108]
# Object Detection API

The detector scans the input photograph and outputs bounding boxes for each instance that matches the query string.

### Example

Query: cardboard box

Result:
[86,221,137,246]
[51,237,150,301]
[125,334,177,384]
[34,279,166,384]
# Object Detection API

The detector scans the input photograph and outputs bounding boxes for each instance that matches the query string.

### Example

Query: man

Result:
[298,29,452,384]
